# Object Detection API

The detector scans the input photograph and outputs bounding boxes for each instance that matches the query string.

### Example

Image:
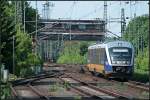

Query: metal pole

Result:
[24,1,26,33]
[121,8,125,38]
[69,22,72,41]
[41,40,44,61]
[13,35,15,75]
[104,1,107,39]
[46,40,48,61]
[69,22,72,55]
[35,1,38,53]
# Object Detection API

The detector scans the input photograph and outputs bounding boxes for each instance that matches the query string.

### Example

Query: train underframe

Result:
[87,65,133,80]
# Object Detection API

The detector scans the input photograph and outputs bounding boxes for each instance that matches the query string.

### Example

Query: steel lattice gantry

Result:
[37,19,105,41]
[37,19,105,62]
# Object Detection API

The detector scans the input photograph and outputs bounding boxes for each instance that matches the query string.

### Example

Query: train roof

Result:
[88,40,133,49]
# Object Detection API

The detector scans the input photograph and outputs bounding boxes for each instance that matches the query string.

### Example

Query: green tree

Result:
[0,1,16,73]
[57,41,89,64]
[10,1,40,34]
[135,47,149,70]
[123,14,149,55]
[123,14,149,71]
[24,1,41,34]
[15,24,41,76]
[0,1,42,76]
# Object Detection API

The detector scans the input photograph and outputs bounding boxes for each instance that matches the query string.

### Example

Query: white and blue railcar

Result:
[87,40,134,79]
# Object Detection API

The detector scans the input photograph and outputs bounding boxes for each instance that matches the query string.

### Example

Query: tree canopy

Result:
[0,1,16,72]
[0,1,42,76]
[123,14,149,70]
[123,14,149,55]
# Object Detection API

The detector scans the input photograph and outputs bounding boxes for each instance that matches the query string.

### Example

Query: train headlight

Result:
[116,61,119,64]
[112,61,117,64]
[126,61,130,64]
[122,61,126,64]
[117,61,122,64]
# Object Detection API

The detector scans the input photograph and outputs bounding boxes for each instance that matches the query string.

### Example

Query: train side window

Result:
[95,49,98,64]
[97,49,99,64]
[89,49,92,63]
[88,50,90,63]
[95,48,98,64]
[91,49,94,64]
[99,48,101,64]
[100,48,105,64]
[93,49,96,64]
[91,49,93,64]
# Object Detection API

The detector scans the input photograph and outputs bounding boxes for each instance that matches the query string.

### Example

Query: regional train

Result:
[87,40,134,79]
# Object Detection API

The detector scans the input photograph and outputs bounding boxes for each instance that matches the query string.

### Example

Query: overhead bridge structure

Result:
[38,19,105,41]
[36,19,105,62]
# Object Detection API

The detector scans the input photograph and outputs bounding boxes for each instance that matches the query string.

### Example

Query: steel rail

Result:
[123,81,149,92]
[69,76,130,99]
[10,85,22,100]
[58,78,105,100]
[11,70,64,100]
[27,84,49,100]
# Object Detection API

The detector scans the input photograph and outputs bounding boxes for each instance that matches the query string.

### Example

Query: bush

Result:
[135,47,149,71]
[15,25,42,77]
[57,41,89,64]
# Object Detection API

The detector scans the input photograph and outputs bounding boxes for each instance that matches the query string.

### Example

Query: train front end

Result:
[104,41,134,79]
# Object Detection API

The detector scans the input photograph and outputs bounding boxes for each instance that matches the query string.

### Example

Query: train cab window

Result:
[109,47,132,64]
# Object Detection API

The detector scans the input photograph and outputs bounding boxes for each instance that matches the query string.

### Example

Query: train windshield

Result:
[109,47,132,65]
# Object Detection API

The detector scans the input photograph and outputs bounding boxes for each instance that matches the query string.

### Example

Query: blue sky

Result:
[29,1,149,37]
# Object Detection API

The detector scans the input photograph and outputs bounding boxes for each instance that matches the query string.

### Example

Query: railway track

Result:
[79,72,149,97]
[11,63,149,99]
[128,80,149,87]
[126,80,149,90]
[87,74,149,92]
[27,83,49,100]
[11,84,48,100]
[11,71,113,100]
[87,73,149,92]
[66,72,149,99]
[11,70,120,100]
[11,71,64,100]
[61,73,131,99]
[113,80,149,92]
[73,64,149,92]
[59,77,116,99]
[45,63,149,99]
